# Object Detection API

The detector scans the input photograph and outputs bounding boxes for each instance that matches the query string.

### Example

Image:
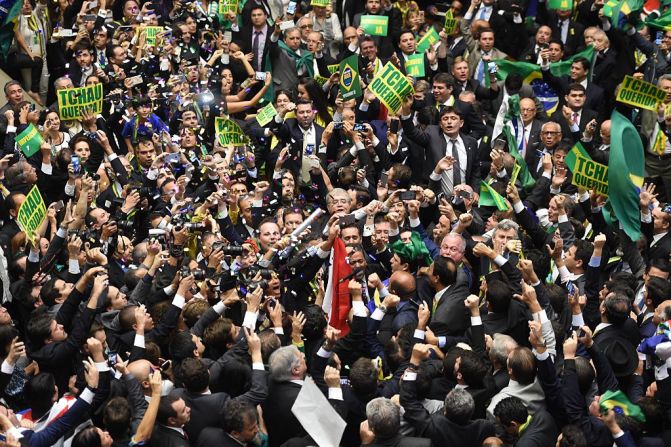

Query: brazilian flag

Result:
[502,126,536,190]
[480,181,509,211]
[599,390,646,422]
[0,0,22,59]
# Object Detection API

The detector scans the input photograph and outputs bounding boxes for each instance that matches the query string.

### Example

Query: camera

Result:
[181,266,206,280]
[128,185,157,200]
[115,220,135,232]
[213,243,248,256]
[184,222,206,231]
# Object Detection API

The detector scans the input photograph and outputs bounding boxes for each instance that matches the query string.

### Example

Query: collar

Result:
[595,322,612,333]
[435,285,450,300]
[226,434,247,446]
[290,379,305,385]
[652,232,668,245]
[299,124,314,135]
[164,425,186,436]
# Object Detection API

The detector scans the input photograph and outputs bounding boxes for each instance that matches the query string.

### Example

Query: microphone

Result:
[338,268,364,283]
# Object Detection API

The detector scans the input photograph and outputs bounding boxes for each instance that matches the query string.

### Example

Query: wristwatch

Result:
[378,305,387,313]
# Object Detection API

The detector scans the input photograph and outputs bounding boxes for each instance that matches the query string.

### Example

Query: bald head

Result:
[128,360,153,386]
[600,120,611,144]
[389,271,416,299]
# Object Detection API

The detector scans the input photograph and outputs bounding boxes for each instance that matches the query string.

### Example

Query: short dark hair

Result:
[25,373,56,419]
[508,347,536,385]
[604,293,631,325]
[157,395,181,425]
[178,358,209,393]
[559,425,587,447]
[350,357,378,397]
[72,426,102,447]
[223,400,257,434]
[458,350,488,387]
[486,280,512,313]
[493,396,528,426]
[571,57,590,72]
[433,72,455,89]
[170,331,198,365]
[26,309,54,348]
[39,277,61,307]
[103,397,131,439]
[432,257,458,287]
[567,82,586,95]
[646,277,671,309]
[573,239,593,270]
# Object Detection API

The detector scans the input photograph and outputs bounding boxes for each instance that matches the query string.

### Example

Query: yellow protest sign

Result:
[369,63,414,114]
[16,186,46,245]
[218,0,238,15]
[566,144,609,196]
[405,54,425,77]
[444,9,459,34]
[144,26,162,46]
[56,84,104,120]
[215,117,248,145]
[616,75,667,111]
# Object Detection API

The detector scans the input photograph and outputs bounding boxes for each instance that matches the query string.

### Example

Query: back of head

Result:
[104,397,131,439]
[444,388,474,425]
[223,400,257,434]
[72,426,102,447]
[508,347,536,385]
[268,345,300,382]
[493,396,528,426]
[177,358,209,393]
[486,280,512,313]
[365,398,400,440]
[302,304,327,340]
[459,350,488,387]
[574,356,596,395]
[26,373,56,418]
[350,357,378,397]
[604,292,631,325]
[559,425,587,447]
[169,331,197,364]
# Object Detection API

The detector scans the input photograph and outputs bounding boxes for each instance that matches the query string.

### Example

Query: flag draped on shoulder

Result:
[502,125,536,190]
[0,0,22,57]
[322,238,353,336]
[603,110,645,241]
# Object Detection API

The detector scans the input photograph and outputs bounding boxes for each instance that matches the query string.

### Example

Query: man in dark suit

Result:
[537,3,585,56]
[262,345,308,447]
[395,30,438,82]
[150,395,192,447]
[520,25,553,64]
[235,5,273,73]
[591,29,620,101]
[171,333,268,441]
[268,99,325,181]
[196,400,261,447]
[451,57,500,102]
[401,346,497,447]
[360,397,431,447]
[549,84,599,144]
[580,119,610,165]
[492,396,558,446]
[592,293,641,350]
[413,72,486,140]
[541,56,605,117]
[425,257,470,338]
[641,203,671,262]
[335,0,365,29]
[352,0,402,59]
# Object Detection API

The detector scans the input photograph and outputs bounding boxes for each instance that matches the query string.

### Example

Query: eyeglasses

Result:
[328,198,349,205]
[300,24,313,29]
[541,131,560,136]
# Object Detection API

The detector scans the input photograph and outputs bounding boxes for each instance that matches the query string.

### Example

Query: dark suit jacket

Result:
[414,96,487,141]
[236,24,273,71]
[267,118,325,179]
[149,424,190,447]
[352,10,402,59]
[171,368,268,440]
[540,68,605,117]
[549,107,599,143]
[430,284,470,337]
[363,435,432,447]
[516,409,559,447]
[641,222,671,261]
[400,119,481,192]
[262,381,305,447]
[593,320,641,350]
[335,0,366,29]
[537,7,585,56]
[400,377,496,447]
[196,428,244,447]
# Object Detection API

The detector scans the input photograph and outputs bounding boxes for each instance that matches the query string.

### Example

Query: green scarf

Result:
[390,232,432,267]
[278,40,315,78]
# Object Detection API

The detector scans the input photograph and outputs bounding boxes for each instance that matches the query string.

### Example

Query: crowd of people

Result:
[0,0,669,445]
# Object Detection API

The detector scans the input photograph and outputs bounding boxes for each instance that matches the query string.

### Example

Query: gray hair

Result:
[268,346,301,382]
[54,76,73,90]
[326,188,351,204]
[366,398,400,439]
[659,74,671,87]
[494,219,519,237]
[443,232,466,252]
[489,333,518,367]
[444,388,475,424]
[541,121,561,133]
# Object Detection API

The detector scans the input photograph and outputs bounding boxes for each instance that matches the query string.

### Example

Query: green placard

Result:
[215,117,249,146]
[16,185,46,245]
[56,84,104,120]
[339,54,362,100]
[218,0,238,14]
[360,15,388,36]
[16,124,44,158]
[616,75,666,111]
[416,27,440,53]
[256,103,277,126]
[444,9,459,34]
[510,162,521,185]
[327,64,339,74]
[310,0,330,6]
[548,0,573,10]
[144,26,162,46]
[369,62,414,114]
[405,53,425,77]
[314,75,330,87]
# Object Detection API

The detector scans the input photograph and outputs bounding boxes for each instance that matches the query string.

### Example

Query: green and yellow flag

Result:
[339,54,362,100]
[599,390,646,422]
[15,124,44,158]
[416,26,440,53]
[480,181,509,211]
[604,110,645,241]
[502,126,535,190]
[215,117,248,146]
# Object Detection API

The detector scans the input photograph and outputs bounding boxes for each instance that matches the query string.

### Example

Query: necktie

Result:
[572,112,578,125]
[559,20,568,44]
[98,50,106,67]
[451,138,462,186]
[253,31,261,71]
[478,6,489,20]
